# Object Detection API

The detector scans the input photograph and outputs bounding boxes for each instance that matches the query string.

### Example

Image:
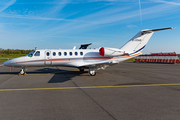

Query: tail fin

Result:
[120,27,174,54]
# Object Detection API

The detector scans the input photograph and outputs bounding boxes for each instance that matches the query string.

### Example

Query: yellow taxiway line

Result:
[0,83,180,92]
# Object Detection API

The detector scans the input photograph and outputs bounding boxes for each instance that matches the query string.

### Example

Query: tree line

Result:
[0,48,33,54]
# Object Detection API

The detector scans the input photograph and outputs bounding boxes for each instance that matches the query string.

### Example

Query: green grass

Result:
[0,54,26,62]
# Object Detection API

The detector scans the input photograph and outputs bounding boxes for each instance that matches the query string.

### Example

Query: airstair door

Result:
[45,51,52,65]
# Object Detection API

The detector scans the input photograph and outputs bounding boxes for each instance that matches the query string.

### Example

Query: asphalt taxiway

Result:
[0,62,180,120]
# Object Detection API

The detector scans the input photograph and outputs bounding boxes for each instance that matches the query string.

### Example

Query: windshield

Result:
[27,51,35,57]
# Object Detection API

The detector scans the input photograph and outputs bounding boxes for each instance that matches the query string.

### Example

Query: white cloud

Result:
[0,14,68,21]
[44,0,71,16]
[89,0,118,1]
[151,0,180,6]
[0,0,16,12]
[127,25,137,28]
[46,3,179,34]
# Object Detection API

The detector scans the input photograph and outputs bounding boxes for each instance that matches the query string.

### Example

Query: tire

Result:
[79,68,84,72]
[89,71,96,76]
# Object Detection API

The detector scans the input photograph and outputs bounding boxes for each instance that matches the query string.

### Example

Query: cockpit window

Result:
[29,54,33,57]
[27,51,35,57]
[34,51,40,56]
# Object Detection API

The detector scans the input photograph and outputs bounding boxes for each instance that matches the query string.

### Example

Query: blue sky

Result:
[0,0,180,54]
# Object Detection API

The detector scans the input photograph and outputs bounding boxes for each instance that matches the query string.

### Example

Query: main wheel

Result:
[89,70,96,76]
[79,68,84,72]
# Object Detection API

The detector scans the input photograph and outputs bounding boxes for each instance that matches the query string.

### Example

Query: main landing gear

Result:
[18,68,27,75]
[88,67,96,76]
[78,67,96,76]
[79,68,85,72]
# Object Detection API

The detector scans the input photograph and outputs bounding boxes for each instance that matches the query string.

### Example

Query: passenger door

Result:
[44,51,52,65]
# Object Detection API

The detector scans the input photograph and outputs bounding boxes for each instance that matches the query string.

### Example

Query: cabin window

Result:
[80,52,83,56]
[46,52,50,56]
[64,52,67,56]
[69,52,72,56]
[75,52,78,56]
[53,52,56,56]
[58,52,61,56]
[34,51,40,56]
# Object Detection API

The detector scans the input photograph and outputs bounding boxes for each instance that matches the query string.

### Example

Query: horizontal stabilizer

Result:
[142,27,174,33]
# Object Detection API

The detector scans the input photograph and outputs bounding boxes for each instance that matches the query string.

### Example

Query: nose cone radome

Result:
[4,57,25,67]
[4,60,12,66]
[4,58,18,66]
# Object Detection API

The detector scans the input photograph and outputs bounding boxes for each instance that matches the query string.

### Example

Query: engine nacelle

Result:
[99,47,126,57]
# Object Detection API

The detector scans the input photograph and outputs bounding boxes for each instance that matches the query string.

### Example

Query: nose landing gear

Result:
[18,68,27,75]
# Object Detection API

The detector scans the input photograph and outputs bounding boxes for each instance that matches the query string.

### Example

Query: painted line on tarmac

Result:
[0,83,180,92]
[110,68,180,71]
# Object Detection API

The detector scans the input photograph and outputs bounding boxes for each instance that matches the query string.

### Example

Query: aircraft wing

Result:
[77,61,118,69]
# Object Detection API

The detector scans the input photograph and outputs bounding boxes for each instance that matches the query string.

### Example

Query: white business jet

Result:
[4,27,173,76]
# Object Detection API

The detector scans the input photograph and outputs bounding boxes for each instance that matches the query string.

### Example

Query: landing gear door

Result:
[45,51,52,65]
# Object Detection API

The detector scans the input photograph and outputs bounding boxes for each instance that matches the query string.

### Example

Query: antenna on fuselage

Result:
[73,46,76,49]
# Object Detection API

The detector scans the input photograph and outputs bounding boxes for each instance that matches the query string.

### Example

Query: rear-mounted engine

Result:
[99,47,126,57]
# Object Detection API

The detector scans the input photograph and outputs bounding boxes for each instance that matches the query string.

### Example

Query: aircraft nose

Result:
[4,60,12,66]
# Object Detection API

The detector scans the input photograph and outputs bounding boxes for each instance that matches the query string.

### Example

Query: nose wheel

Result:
[19,68,27,75]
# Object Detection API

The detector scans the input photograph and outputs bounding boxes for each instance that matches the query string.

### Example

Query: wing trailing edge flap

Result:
[78,61,118,70]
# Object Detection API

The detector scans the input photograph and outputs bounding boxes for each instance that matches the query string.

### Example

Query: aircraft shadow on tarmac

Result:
[41,68,88,83]
[0,67,87,83]
[47,72,84,83]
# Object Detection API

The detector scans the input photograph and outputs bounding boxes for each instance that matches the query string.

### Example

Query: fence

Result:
[135,52,180,63]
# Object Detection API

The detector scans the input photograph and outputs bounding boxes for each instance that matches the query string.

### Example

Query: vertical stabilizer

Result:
[120,27,173,54]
